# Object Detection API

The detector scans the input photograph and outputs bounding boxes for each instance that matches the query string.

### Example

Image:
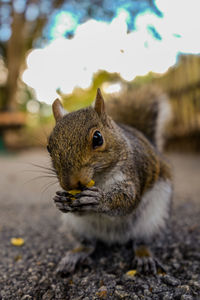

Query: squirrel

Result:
[48,86,172,275]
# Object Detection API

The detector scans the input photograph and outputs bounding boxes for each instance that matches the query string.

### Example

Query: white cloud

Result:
[22,1,200,104]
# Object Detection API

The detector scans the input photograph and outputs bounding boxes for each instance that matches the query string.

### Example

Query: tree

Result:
[0,0,66,110]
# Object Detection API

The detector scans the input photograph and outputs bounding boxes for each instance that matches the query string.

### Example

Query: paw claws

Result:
[134,256,165,275]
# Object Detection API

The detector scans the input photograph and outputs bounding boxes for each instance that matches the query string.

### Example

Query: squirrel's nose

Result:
[60,176,79,191]
[60,169,92,191]
[60,178,84,190]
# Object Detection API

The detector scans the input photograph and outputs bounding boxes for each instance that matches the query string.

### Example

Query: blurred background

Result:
[0,0,200,152]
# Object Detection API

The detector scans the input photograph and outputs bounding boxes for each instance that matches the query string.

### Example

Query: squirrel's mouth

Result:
[59,166,94,191]
[60,177,95,191]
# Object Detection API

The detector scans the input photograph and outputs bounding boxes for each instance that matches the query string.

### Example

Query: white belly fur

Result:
[61,180,172,244]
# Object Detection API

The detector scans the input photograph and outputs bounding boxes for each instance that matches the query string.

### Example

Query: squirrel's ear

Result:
[94,88,105,117]
[52,98,67,122]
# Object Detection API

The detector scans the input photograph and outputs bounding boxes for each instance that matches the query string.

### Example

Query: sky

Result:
[22,0,200,104]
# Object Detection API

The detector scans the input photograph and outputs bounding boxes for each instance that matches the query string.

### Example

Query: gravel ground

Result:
[0,150,199,300]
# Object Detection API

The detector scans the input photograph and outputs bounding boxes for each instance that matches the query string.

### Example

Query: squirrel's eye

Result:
[92,131,103,149]
[46,145,51,153]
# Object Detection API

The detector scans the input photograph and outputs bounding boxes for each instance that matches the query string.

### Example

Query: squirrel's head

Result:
[47,89,124,191]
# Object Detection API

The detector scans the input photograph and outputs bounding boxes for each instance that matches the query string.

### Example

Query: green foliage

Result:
[131,72,155,87]
[60,70,122,111]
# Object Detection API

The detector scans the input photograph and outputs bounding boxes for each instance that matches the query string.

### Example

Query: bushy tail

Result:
[106,85,171,152]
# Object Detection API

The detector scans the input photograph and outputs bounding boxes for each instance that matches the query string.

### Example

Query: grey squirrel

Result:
[48,86,172,275]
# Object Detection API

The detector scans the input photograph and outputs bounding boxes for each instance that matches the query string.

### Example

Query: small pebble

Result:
[21,295,32,300]
[162,292,173,300]
[161,275,181,286]
[96,286,108,299]
[180,295,193,300]
[189,281,200,290]
[114,289,129,299]
[42,290,54,300]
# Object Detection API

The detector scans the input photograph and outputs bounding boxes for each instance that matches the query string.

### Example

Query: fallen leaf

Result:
[96,290,107,298]
[10,237,25,247]
[126,269,137,276]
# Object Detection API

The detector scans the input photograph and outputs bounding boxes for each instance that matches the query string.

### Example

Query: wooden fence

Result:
[154,54,200,150]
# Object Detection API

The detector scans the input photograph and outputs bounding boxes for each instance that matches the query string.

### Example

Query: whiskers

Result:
[27,162,57,176]
[40,180,59,195]
[22,162,60,198]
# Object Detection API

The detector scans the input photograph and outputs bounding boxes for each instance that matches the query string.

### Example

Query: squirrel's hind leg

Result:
[132,243,166,275]
[56,239,96,276]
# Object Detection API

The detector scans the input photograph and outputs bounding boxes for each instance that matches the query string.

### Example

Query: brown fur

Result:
[106,85,169,150]
[49,89,173,274]
[49,95,171,213]
[48,107,127,191]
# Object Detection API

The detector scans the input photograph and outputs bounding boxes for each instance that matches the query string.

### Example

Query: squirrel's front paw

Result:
[54,192,73,213]
[70,187,103,212]
[54,187,103,213]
